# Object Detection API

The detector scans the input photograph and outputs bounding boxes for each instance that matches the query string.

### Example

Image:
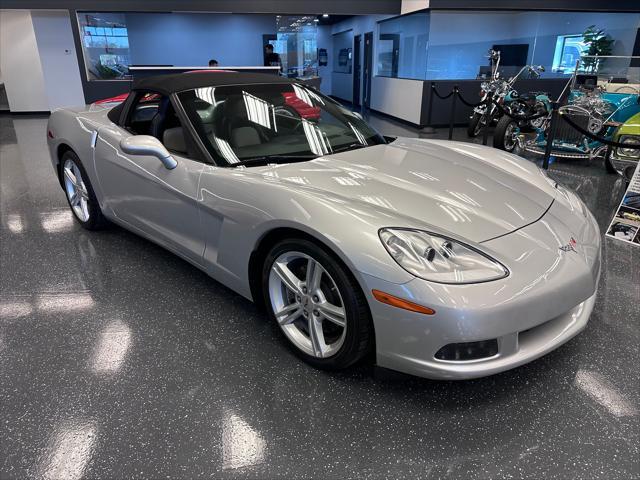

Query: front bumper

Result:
[362,199,601,380]
[524,144,592,159]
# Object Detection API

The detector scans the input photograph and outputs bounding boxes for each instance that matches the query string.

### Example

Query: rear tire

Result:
[262,238,373,370]
[60,150,108,230]
[493,115,519,152]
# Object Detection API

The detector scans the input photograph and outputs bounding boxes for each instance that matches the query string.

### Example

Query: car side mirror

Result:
[120,135,177,170]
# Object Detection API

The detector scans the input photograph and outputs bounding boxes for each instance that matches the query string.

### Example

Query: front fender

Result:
[46,109,106,193]
[197,167,415,300]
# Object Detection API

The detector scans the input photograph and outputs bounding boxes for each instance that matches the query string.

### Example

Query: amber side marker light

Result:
[372,290,435,315]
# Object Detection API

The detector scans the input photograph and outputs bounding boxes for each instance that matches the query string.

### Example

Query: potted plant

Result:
[581,25,614,73]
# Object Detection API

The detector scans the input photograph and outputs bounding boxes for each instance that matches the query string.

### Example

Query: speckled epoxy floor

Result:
[1,113,638,479]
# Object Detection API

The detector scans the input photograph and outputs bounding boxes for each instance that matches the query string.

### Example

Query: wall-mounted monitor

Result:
[492,44,529,67]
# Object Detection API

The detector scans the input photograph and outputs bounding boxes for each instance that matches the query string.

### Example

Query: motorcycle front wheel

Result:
[467,112,486,137]
[493,116,519,152]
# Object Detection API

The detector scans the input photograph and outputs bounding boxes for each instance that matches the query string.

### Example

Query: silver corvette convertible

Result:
[47,72,601,379]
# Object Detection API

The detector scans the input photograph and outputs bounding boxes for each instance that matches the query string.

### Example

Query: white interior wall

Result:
[370,76,423,124]
[401,0,429,15]
[316,25,333,95]
[0,10,49,112]
[31,10,85,109]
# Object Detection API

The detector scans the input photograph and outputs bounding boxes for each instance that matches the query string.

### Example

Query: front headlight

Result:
[618,135,640,158]
[379,228,509,284]
[588,117,603,134]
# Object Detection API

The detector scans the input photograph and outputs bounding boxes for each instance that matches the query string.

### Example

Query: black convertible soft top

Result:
[132,71,295,95]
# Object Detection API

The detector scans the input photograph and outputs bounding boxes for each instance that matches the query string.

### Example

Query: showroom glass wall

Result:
[74,8,639,107]
[376,10,640,81]
[77,12,278,80]
[276,15,318,78]
[77,12,130,80]
[378,11,429,80]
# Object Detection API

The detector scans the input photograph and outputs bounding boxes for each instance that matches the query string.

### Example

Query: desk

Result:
[128,66,281,79]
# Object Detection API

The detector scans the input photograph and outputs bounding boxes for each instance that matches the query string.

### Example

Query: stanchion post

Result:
[482,91,493,146]
[448,85,458,141]
[543,101,559,170]
[426,82,435,127]
[420,82,436,134]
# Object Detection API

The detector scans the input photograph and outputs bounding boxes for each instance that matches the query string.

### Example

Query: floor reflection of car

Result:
[46,71,601,380]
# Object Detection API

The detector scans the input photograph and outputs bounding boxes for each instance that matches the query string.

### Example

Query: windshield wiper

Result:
[331,143,370,154]
[232,143,370,167]
[233,154,318,167]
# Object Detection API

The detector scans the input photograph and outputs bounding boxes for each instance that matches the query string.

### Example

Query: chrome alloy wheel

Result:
[63,158,90,222]
[268,251,347,358]
[504,122,518,151]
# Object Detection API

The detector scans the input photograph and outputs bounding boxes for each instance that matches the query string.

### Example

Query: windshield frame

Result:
[174,81,386,167]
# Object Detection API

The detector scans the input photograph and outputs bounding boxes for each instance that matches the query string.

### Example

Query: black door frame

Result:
[631,28,640,66]
[363,31,374,110]
[352,34,362,107]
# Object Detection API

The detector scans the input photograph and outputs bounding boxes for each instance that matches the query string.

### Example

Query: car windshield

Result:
[177,82,385,165]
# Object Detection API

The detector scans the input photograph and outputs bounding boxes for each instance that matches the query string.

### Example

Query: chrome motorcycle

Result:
[468,52,547,139]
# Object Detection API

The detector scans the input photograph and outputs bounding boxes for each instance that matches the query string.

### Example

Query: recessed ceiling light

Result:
[313,18,319,22]
[322,14,329,18]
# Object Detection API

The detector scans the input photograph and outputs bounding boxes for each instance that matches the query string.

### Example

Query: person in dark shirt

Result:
[264,44,281,69]
[208,59,219,67]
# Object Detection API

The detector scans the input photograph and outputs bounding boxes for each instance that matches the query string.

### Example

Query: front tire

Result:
[604,146,618,174]
[467,112,486,137]
[60,150,108,230]
[493,115,519,152]
[262,239,373,370]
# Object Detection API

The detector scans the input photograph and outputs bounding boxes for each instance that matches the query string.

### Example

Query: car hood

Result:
[251,138,558,242]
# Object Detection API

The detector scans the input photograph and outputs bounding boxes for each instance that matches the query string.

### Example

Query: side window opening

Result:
[126,92,161,136]
[125,91,203,161]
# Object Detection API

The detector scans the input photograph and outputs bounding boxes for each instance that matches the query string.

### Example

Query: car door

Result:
[94,91,206,265]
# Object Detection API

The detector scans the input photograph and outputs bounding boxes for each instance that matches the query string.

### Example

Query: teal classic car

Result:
[523,56,640,160]
[606,111,640,180]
